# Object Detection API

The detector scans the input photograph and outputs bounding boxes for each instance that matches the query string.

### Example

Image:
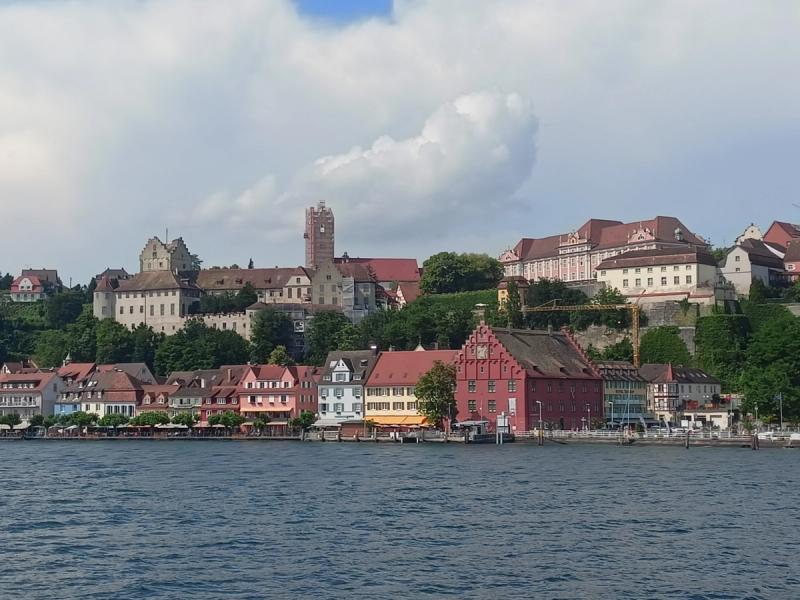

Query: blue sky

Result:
[295,0,392,22]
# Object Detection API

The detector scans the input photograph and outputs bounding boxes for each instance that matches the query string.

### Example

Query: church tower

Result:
[304,201,335,269]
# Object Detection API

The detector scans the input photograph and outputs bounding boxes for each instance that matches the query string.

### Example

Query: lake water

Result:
[1,441,798,599]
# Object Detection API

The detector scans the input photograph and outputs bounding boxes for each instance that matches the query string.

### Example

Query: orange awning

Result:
[368,415,428,426]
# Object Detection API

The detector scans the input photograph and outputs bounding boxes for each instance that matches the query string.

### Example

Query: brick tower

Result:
[304,201,335,269]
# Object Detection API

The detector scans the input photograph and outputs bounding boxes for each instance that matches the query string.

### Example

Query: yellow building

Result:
[364,349,458,429]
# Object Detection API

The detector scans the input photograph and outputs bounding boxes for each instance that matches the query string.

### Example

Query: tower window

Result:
[320,225,325,233]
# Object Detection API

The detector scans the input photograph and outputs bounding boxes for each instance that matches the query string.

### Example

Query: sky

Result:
[1,0,800,284]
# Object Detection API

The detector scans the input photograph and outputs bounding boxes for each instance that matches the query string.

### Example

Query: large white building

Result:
[316,350,378,426]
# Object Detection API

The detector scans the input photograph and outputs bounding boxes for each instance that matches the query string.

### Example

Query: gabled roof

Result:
[117,271,199,292]
[490,328,599,379]
[21,269,59,283]
[334,262,377,282]
[96,363,155,384]
[396,282,421,304]
[367,350,458,386]
[597,247,718,270]
[734,239,786,269]
[142,385,177,397]
[67,370,143,394]
[57,363,96,382]
[784,239,800,263]
[247,365,285,381]
[594,361,646,382]
[0,372,57,392]
[334,257,420,283]
[638,363,719,385]
[321,350,378,379]
[196,267,308,291]
[11,275,43,292]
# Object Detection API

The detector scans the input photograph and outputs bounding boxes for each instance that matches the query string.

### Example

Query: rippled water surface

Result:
[1,441,799,599]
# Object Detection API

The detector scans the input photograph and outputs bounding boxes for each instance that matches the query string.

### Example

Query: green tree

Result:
[639,326,692,365]
[598,338,634,362]
[98,413,130,429]
[171,413,198,429]
[130,412,170,427]
[415,361,457,428]
[501,280,524,328]
[43,415,59,428]
[420,252,468,295]
[250,309,293,363]
[739,313,800,420]
[694,315,751,392]
[307,311,352,364]
[749,279,768,303]
[0,273,13,290]
[252,417,270,432]
[68,411,98,428]
[95,319,135,364]
[711,247,729,264]
[235,282,258,311]
[288,410,316,430]
[524,278,589,330]
[29,414,45,428]
[591,287,630,329]
[0,413,22,430]
[131,324,162,371]
[268,345,294,366]
[67,305,98,362]
[34,329,72,368]
[209,410,245,432]
[44,291,85,328]
[154,320,249,375]
[461,253,505,291]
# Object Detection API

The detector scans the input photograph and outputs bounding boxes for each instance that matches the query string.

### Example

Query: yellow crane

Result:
[522,300,641,367]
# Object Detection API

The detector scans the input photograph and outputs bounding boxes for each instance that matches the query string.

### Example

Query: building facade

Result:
[596,248,732,305]
[139,237,195,273]
[365,349,458,428]
[317,350,378,425]
[10,275,46,302]
[455,323,603,432]
[0,372,64,419]
[638,364,722,424]
[594,361,649,426]
[501,216,707,284]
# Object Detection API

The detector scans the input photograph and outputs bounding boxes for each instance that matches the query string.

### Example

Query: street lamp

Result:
[535,400,543,446]
[586,403,591,432]
[608,401,614,429]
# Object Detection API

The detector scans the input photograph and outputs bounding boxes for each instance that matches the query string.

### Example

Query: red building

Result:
[455,323,603,432]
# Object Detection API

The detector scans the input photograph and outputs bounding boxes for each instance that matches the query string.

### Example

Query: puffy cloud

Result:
[1,1,800,279]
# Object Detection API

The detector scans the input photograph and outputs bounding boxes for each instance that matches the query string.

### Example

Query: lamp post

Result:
[777,393,783,431]
[586,403,591,432]
[535,400,543,446]
[608,401,614,429]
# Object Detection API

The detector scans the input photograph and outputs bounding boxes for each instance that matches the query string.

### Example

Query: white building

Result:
[316,350,378,426]
[595,248,732,306]
[0,372,64,419]
[720,236,787,296]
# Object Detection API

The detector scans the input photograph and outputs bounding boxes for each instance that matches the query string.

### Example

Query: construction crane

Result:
[522,300,641,367]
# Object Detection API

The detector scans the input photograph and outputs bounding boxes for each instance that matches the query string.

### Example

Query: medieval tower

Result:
[304,201,335,269]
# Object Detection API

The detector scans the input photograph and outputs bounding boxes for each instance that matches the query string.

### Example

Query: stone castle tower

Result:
[304,201,335,270]
[139,237,195,274]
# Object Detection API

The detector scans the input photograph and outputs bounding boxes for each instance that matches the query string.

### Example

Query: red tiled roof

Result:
[764,221,800,247]
[367,350,458,386]
[334,258,420,283]
[397,282,421,304]
[11,275,44,293]
[57,363,96,382]
[334,262,377,282]
[249,365,285,380]
[0,372,57,392]
[784,239,800,263]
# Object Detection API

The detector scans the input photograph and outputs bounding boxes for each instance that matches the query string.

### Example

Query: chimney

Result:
[200,377,206,389]
[227,368,232,382]
[370,344,378,356]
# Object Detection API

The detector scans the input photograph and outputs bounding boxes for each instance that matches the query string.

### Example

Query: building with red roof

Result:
[10,275,46,302]
[763,220,800,249]
[455,323,603,432]
[500,216,707,285]
[0,372,65,420]
[365,349,459,428]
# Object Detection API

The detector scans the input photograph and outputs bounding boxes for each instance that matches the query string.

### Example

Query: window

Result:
[333,403,344,413]
[488,400,496,413]
[600,270,606,276]
[334,373,347,382]
[508,380,517,392]
[582,383,587,393]
[622,279,629,288]
[647,267,653,273]
[735,268,740,272]
[547,383,552,393]
[406,387,415,396]
[468,380,476,392]
[674,276,680,285]
[319,403,328,412]
[673,265,679,271]
[393,402,405,410]
[170,303,175,315]
[635,278,641,287]
[392,387,404,396]
[661,266,667,272]
[352,403,362,413]
[140,305,144,314]
[734,255,740,262]
[661,277,667,285]
[622,268,628,274]
[647,278,653,286]
[320,388,327,397]
[488,380,496,392]
[686,275,693,284]
[634,268,641,274]
[150,305,154,316]
[686,265,692,271]
[335,388,344,397]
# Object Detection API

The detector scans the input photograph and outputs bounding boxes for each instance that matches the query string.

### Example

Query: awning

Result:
[243,406,292,413]
[311,419,343,428]
[368,415,429,426]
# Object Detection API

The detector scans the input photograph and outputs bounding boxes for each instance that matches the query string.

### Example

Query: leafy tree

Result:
[0,273,13,290]
[739,313,800,420]
[171,413,198,428]
[336,324,362,351]
[67,305,98,362]
[0,413,22,430]
[43,415,59,428]
[34,329,71,368]
[96,319,135,364]
[209,410,245,431]
[307,311,352,364]
[98,413,130,428]
[131,324,162,371]
[639,326,692,365]
[415,361,457,428]
[68,411,98,428]
[711,247,729,264]
[250,309,293,363]
[749,279,768,303]
[252,417,270,432]
[501,280,524,328]
[591,287,630,329]
[44,291,85,328]
[267,345,294,366]
[462,253,505,291]
[420,252,468,295]
[288,410,316,430]
[694,315,750,392]
[130,412,170,427]
[595,337,634,362]
[154,320,249,375]
[29,414,45,428]
[235,283,258,311]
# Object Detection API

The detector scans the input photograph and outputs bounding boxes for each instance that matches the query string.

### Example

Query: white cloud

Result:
[1,1,799,279]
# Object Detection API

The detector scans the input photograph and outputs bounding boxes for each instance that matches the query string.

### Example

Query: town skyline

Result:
[3,1,800,283]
